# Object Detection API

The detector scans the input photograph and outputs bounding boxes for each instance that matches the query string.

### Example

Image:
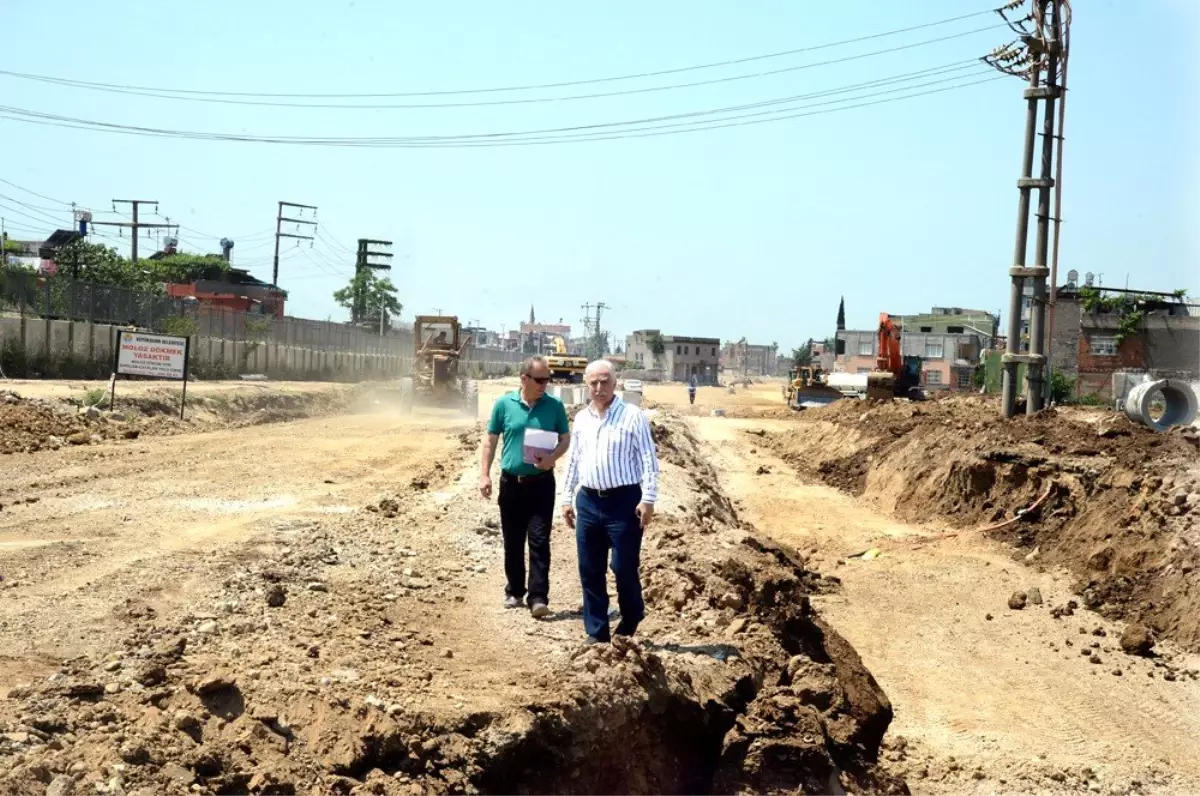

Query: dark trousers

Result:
[498,473,555,604]
[575,485,644,641]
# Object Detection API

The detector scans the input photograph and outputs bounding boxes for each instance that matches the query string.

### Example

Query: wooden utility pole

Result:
[90,200,176,264]
[272,201,317,286]
[986,0,1068,417]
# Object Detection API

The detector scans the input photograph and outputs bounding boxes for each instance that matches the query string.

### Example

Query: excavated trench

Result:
[0,414,904,796]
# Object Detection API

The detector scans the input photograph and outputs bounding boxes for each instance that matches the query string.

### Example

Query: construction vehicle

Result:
[866,313,924,402]
[545,336,587,384]
[398,315,479,416]
[783,364,844,409]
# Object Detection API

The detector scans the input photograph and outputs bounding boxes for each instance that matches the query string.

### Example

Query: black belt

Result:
[502,471,553,483]
[581,484,640,499]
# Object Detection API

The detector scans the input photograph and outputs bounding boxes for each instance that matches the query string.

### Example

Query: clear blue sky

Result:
[2,1,1196,352]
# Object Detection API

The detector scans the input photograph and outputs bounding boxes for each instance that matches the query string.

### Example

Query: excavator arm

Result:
[875,313,903,376]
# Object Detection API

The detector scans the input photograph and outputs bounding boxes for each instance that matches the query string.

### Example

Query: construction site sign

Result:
[112,329,192,419]
[115,330,189,379]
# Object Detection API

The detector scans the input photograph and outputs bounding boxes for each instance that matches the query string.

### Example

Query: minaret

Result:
[836,296,846,332]
[529,305,535,325]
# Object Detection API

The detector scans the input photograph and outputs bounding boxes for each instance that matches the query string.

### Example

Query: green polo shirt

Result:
[488,391,570,476]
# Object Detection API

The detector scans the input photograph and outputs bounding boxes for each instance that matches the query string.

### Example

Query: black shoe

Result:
[614,619,639,637]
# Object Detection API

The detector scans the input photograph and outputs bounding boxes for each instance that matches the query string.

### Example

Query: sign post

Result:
[113,329,192,419]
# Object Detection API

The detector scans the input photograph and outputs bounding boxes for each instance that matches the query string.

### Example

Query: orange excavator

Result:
[865,313,924,402]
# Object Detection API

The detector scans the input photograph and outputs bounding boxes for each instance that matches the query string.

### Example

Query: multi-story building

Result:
[625,329,720,383]
[719,340,778,377]
[895,306,999,346]
[836,328,988,391]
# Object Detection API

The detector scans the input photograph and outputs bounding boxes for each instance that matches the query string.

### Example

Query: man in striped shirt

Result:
[562,359,660,644]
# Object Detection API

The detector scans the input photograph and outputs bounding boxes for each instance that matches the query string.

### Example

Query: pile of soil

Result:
[0,415,906,796]
[764,395,1200,651]
[0,386,362,455]
[0,391,135,454]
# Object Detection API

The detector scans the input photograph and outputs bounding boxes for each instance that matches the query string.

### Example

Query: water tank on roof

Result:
[1067,269,1078,287]
[1084,271,1095,287]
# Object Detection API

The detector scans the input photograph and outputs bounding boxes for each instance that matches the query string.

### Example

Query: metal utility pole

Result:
[90,200,177,264]
[354,238,393,326]
[985,0,1069,417]
[272,201,317,286]
[579,302,609,361]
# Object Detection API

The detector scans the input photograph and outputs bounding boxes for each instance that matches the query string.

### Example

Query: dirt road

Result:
[684,405,1200,795]
[0,382,904,795]
[3,375,1196,795]
[0,408,470,671]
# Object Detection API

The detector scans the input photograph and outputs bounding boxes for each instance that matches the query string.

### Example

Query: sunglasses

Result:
[525,375,550,385]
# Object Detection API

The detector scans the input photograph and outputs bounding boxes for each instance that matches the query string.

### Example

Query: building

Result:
[463,326,502,349]
[836,327,988,391]
[1048,283,1199,400]
[625,329,720,383]
[2,230,85,275]
[895,306,999,346]
[165,267,287,318]
[518,306,572,354]
[720,340,779,377]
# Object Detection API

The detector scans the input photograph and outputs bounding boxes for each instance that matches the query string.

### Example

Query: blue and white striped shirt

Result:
[562,396,660,504]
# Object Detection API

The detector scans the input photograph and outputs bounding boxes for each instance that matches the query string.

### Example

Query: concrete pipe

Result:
[1122,379,1198,432]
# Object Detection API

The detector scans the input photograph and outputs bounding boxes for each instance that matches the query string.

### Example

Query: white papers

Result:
[522,428,558,466]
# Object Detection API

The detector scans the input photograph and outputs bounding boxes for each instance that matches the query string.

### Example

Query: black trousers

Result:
[498,472,556,604]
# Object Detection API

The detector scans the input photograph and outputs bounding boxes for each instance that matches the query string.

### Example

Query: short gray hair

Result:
[584,359,615,378]
[520,355,548,376]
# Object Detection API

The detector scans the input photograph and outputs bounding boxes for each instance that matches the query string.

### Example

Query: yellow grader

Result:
[398,315,479,417]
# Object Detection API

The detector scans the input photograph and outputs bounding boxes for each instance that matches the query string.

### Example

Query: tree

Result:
[333,270,402,333]
[53,240,134,286]
[647,332,666,369]
[791,342,813,366]
[143,253,230,285]
[47,241,229,292]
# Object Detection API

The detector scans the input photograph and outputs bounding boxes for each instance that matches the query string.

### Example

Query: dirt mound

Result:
[0,385,362,454]
[765,396,1200,651]
[0,391,135,454]
[0,414,906,795]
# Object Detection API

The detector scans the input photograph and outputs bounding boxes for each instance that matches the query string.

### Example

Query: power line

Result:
[89,199,177,263]
[0,192,75,218]
[389,65,994,145]
[0,9,999,102]
[316,227,355,255]
[0,177,77,208]
[0,72,1001,149]
[0,24,1004,110]
[0,198,67,229]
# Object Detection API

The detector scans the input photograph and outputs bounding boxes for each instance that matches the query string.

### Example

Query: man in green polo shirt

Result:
[480,355,571,618]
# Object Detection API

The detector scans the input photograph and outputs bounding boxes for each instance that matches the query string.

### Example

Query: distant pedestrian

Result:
[562,359,660,644]
[480,356,571,618]
[688,376,697,405]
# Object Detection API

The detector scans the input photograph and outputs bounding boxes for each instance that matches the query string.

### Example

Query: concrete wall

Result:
[0,315,522,381]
